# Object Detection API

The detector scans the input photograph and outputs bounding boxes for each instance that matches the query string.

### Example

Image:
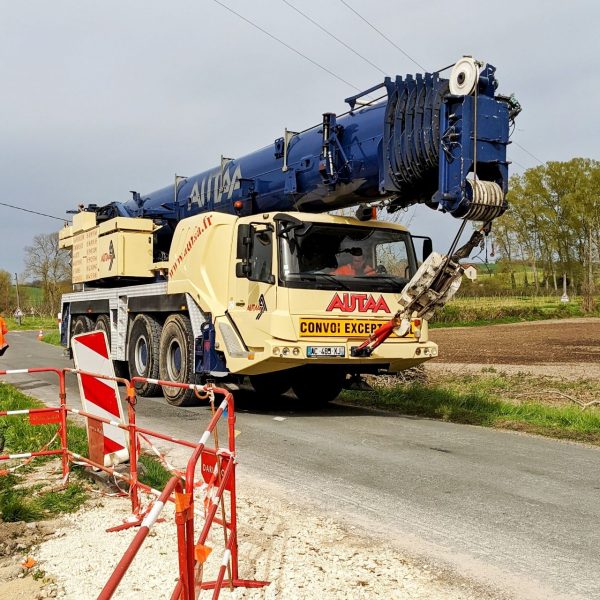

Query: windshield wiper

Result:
[312,273,351,290]
[293,273,351,290]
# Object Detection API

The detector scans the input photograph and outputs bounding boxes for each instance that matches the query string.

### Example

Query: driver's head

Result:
[352,253,365,267]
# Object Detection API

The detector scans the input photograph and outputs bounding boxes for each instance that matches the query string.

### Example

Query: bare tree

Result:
[23,233,71,315]
[0,270,15,313]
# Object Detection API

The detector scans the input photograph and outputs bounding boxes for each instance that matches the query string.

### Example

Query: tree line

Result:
[491,158,599,308]
[0,232,70,317]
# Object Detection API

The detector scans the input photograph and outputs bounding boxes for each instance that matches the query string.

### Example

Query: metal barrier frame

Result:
[0,368,269,599]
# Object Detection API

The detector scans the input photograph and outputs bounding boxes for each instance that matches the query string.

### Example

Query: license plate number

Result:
[307,346,345,358]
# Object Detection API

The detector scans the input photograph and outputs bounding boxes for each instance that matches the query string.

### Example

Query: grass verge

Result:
[5,316,58,332]
[430,297,600,328]
[341,371,600,445]
[0,383,173,522]
[41,331,61,346]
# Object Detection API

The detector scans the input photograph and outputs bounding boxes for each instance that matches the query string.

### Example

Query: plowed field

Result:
[430,318,600,365]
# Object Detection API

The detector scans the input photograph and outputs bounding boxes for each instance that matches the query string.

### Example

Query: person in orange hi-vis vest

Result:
[0,313,8,357]
[333,248,376,277]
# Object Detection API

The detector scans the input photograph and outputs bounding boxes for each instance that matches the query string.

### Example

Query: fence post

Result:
[126,384,140,516]
[226,392,239,582]
[58,370,70,479]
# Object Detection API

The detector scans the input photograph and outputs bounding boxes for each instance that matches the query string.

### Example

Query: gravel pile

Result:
[34,482,500,599]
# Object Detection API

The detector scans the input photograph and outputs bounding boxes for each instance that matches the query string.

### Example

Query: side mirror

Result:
[236,224,251,259]
[236,262,250,278]
[422,238,433,261]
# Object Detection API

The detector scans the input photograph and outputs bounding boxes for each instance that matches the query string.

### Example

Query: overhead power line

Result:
[0,201,68,222]
[213,0,543,169]
[511,160,528,171]
[281,0,388,77]
[211,0,363,92]
[513,142,544,165]
[338,0,427,71]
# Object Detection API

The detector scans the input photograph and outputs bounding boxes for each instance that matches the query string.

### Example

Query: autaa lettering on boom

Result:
[326,293,390,313]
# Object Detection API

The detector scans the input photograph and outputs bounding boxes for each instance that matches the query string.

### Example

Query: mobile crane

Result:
[59,56,519,405]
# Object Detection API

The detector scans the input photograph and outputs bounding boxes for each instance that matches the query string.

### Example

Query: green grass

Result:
[0,478,88,522]
[5,315,58,331]
[0,383,175,522]
[138,454,174,490]
[0,384,88,457]
[341,373,600,445]
[41,330,61,346]
[430,296,599,328]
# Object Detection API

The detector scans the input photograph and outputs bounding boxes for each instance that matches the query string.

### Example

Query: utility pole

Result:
[584,227,596,312]
[14,273,23,325]
[560,272,569,303]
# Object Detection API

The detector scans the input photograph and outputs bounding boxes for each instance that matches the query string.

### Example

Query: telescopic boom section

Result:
[85,57,518,229]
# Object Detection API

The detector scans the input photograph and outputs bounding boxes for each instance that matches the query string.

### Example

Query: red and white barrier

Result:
[72,331,129,466]
[0,366,269,599]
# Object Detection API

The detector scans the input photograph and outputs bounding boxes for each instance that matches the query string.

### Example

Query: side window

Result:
[376,240,410,278]
[248,228,273,283]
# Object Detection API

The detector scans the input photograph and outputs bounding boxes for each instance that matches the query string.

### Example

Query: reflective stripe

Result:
[7,409,29,415]
[219,399,228,412]
[198,430,211,446]
[9,453,32,459]
[146,378,159,385]
[141,501,164,528]
[5,369,29,374]
[221,549,231,567]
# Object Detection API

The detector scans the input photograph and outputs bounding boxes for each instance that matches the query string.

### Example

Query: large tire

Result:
[290,366,346,406]
[95,314,111,348]
[95,314,129,380]
[249,371,291,399]
[127,314,162,397]
[159,314,198,406]
[72,315,93,338]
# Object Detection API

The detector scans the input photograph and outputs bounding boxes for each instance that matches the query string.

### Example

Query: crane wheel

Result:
[95,315,129,380]
[159,314,198,407]
[290,365,345,406]
[249,371,292,399]
[71,315,94,338]
[127,314,162,397]
[95,314,111,346]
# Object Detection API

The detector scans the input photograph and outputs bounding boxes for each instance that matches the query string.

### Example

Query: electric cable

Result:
[0,201,69,222]
[338,0,427,71]
[214,0,544,191]
[511,160,528,171]
[281,0,388,77]
[513,142,544,165]
[211,0,363,92]
[335,3,545,167]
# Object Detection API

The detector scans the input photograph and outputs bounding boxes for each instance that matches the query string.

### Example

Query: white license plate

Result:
[307,346,345,358]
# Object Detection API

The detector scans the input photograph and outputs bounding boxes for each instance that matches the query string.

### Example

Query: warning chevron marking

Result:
[72,331,129,467]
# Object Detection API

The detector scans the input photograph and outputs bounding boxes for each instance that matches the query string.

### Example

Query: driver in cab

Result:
[334,248,376,276]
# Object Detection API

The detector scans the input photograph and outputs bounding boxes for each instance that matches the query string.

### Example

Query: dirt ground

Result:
[429,318,600,366]
[0,520,59,600]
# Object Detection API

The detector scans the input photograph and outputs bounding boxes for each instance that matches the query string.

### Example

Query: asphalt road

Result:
[2,331,599,600]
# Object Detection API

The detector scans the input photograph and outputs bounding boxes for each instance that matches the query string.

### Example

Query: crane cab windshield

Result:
[278,222,417,293]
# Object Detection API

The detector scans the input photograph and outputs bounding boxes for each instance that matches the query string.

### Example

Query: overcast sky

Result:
[1,0,598,280]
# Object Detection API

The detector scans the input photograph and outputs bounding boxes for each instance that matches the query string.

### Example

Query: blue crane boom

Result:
[88,58,518,231]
